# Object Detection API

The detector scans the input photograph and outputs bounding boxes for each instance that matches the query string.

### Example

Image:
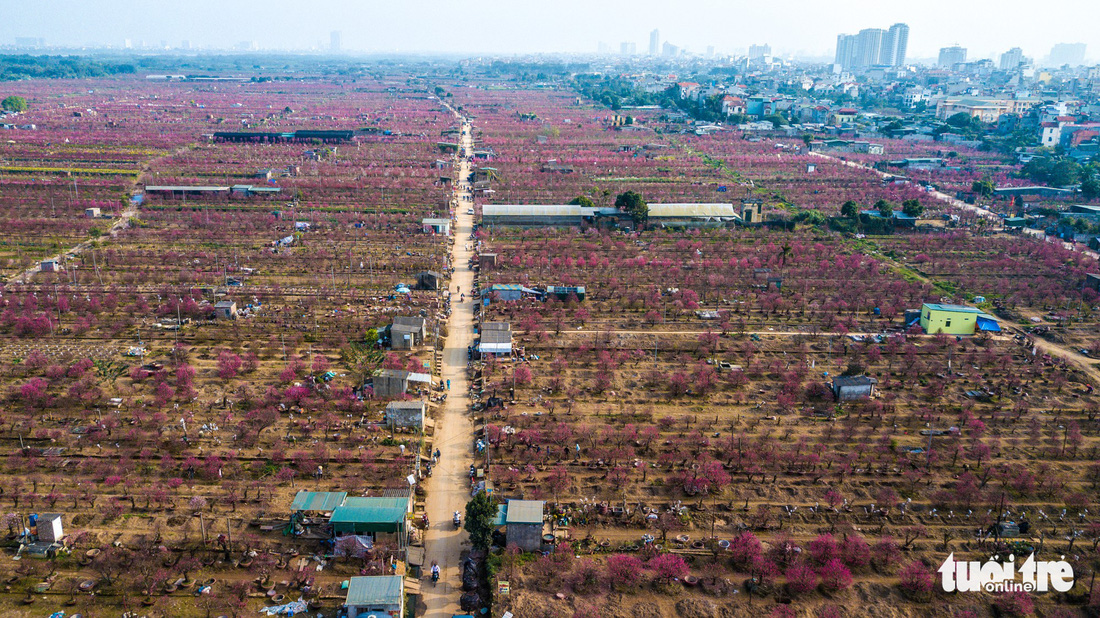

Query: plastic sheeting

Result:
[259,596,308,616]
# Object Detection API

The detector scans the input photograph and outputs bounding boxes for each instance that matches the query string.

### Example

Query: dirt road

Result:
[9,205,136,284]
[420,113,476,617]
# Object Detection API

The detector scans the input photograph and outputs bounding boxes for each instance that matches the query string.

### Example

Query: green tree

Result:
[902,199,924,218]
[875,200,894,218]
[464,490,498,551]
[840,201,859,218]
[1081,176,1100,201]
[763,113,788,129]
[1,96,28,112]
[614,190,648,226]
[793,210,826,226]
[568,196,595,208]
[971,180,995,197]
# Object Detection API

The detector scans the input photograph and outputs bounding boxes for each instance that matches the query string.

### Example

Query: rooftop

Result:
[922,303,981,314]
[345,576,404,606]
[330,496,408,525]
[648,203,738,218]
[833,375,878,388]
[290,490,347,512]
[505,499,545,525]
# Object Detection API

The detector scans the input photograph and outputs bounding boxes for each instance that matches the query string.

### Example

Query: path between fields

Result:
[421,111,475,617]
[8,205,136,284]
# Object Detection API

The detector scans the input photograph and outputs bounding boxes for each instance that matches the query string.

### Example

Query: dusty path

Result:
[9,205,136,284]
[421,111,476,617]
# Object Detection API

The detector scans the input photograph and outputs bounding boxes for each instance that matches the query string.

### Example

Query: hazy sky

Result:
[3,0,1098,62]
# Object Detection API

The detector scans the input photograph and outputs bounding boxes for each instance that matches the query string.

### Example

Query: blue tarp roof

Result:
[976,316,1001,332]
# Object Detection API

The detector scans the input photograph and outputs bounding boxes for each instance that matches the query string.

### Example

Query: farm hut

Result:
[35,514,63,543]
[416,271,443,290]
[40,259,59,272]
[647,203,739,228]
[214,300,237,320]
[545,285,586,302]
[372,369,431,398]
[478,323,512,357]
[503,500,545,551]
[478,253,497,269]
[422,218,451,235]
[385,401,426,430]
[330,496,410,547]
[831,375,878,401]
[919,303,999,335]
[741,200,763,224]
[489,284,525,302]
[144,185,230,199]
[84,207,101,218]
[290,491,348,515]
[482,204,595,227]
[389,316,427,350]
[1086,273,1100,292]
[344,576,405,618]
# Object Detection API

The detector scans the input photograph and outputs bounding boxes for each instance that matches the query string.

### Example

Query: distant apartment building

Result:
[835,23,908,70]
[748,44,771,60]
[938,46,968,68]
[935,96,1039,122]
[15,37,45,48]
[883,23,909,66]
[620,41,636,55]
[330,31,341,52]
[662,41,680,57]
[649,29,660,55]
[1047,43,1086,67]
[999,47,1024,71]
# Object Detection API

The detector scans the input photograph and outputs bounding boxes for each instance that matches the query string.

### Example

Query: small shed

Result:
[490,284,525,302]
[84,207,101,218]
[416,271,443,290]
[1086,273,1100,292]
[40,259,59,272]
[504,499,545,551]
[478,253,498,269]
[831,375,878,401]
[385,401,426,430]
[545,285,586,302]
[372,369,431,398]
[36,514,63,543]
[331,496,410,546]
[478,322,512,356]
[919,303,983,335]
[389,316,427,350]
[344,575,405,618]
[214,300,237,320]
[290,490,348,514]
[422,218,451,235]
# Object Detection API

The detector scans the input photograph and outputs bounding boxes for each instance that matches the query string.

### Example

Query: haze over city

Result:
[3,0,1100,62]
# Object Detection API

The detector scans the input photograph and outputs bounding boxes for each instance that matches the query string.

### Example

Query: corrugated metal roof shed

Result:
[505,500,544,524]
[345,576,403,607]
[648,203,737,218]
[483,205,595,217]
[290,490,347,512]
[923,303,981,313]
[331,497,408,532]
[145,185,229,192]
[481,322,511,331]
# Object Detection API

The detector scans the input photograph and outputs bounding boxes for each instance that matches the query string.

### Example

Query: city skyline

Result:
[2,0,1098,63]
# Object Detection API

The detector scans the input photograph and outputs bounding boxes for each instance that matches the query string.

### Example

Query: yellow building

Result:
[919,303,1000,335]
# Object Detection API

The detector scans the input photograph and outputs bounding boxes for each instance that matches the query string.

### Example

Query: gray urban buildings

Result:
[835,23,908,70]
